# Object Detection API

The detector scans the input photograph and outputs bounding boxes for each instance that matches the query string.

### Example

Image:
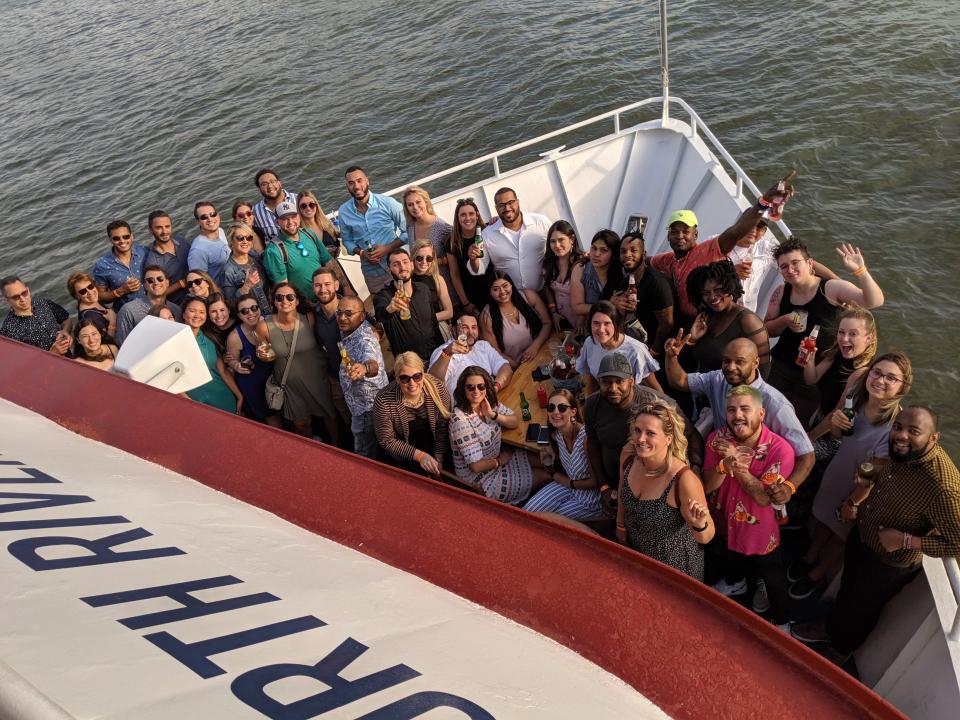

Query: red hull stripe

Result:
[0,337,906,719]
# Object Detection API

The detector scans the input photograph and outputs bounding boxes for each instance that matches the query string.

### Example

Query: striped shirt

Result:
[253,191,298,242]
[555,424,590,481]
[857,444,960,566]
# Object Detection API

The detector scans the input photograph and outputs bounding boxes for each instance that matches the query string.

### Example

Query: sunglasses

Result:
[455,197,475,207]
[414,255,433,263]
[294,240,310,258]
[144,276,166,285]
[465,383,486,392]
[75,283,97,295]
[299,201,317,210]
[238,306,260,315]
[546,403,571,413]
[274,293,297,302]
[397,372,423,384]
[187,278,206,288]
[110,233,132,241]
[4,289,29,301]
[335,309,360,318]
[234,235,254,243]
[198,212,219,221]
[235,210,253,218]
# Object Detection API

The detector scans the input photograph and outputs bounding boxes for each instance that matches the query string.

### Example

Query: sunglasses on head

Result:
[238,306,260,315]
[465,382,486,392]
[274,293,297,302]
[546,402,571,413]
[455,197,475,207]
[198,212,219,221]
[187,278,206,288]
[76,283,97,294]
[110,233,131,241]
[397,372,423,384]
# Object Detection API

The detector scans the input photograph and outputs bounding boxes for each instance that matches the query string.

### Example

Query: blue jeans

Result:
[351,410,377,459]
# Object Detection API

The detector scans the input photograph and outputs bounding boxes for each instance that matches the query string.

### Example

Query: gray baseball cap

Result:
[597,352,632,380]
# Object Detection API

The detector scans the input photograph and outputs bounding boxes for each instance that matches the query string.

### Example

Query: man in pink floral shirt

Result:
[704,385,795,629]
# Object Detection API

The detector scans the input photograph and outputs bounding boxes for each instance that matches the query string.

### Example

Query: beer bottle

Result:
[841,395,855,437]
[519,392,532,421]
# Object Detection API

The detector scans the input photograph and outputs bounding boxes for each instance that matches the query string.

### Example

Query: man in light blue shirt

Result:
[93,219,147,312]
[187,201,230,286]
[664,336,815,499]
[337,165,407,295]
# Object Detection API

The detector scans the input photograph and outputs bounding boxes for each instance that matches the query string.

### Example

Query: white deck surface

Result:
[0,399,668,719]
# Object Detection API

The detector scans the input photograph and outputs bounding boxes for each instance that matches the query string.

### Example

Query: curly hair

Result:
[686,260,744,311]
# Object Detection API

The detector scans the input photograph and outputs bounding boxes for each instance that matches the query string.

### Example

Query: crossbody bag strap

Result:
[272,239,289,265]
[278,317,300,388]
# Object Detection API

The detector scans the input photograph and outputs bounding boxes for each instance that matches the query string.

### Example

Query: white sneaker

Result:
[752,579,771,613]
[712,578,748,596]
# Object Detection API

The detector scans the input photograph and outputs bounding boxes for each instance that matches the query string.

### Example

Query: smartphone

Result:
[537,425,551,444]
[625,214,648,238]
[532,367,550,382]
[525,423,541,443]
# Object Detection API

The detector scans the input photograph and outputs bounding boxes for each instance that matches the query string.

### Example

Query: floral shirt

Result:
[705,425,795,556]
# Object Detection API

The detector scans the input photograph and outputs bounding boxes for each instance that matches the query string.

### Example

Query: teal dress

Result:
[187,331,236,412]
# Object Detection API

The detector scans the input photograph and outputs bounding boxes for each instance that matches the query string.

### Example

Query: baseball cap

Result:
[666,210,698,229]
[275,199,298,218]
[597,352,633,380]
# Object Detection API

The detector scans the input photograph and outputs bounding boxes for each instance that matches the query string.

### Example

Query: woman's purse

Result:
[265,318,300,411]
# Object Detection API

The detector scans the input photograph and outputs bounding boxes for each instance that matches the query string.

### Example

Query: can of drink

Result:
[792,309,808,333]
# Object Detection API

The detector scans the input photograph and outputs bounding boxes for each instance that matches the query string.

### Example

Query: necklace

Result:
[403,394,424,409]
[641,456,671,477]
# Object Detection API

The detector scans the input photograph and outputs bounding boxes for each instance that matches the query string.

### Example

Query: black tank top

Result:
[818,355,856,415]
[770,277,837,364]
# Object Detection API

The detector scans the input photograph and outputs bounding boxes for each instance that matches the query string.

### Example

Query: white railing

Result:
[923,554,960,650]
[376,95,791,239]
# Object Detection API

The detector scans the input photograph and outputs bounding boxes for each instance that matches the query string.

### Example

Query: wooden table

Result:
[498,333,576,450]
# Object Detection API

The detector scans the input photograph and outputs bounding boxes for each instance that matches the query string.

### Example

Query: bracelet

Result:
[414,450,425,463]
[493,457,501,470]
[691,522,709,532]
[902,532,912,550]
[494,381,502,391]
[616,524,626,532]
[852,266,867,277]
[599,484,611,494]
[782,480,797,495]
[685,338,698,346]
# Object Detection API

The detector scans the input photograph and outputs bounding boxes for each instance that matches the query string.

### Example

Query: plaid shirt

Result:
[858,444,960,566]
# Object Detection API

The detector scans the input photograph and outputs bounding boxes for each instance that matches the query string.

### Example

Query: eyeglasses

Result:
[144,276,166,285]
[455,197,475,207]
[75,283,97,295]
[187,278,206,288]
[414,255,433,263]
[234,235,254,243]
[869,367,904,384]
[546,403,571,413]
[295,240,310,258]
[235,210,253,218]
[274,293,297,302]
[299,202,317,210]
[397,372,423,384]
[495,198,518,210]
[335,309,360,318]
[238,306,260,316]
[110,233,132,241]
[465,383,486,392]
[4,289,29,301]
[198,212,219,221]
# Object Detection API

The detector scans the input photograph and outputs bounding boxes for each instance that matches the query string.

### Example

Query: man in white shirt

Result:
[466,187,550,290]
[428,310,513,404]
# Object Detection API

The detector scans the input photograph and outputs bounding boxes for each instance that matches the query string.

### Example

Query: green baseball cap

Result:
[666,210,698,228]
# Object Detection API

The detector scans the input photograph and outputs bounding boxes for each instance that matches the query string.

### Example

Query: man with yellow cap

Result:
[651,177,794,329]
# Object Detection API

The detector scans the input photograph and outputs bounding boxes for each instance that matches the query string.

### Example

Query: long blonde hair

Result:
[628,401,688,463]
[826,305,877,370]
[402,186,436,225]
[850,351,912,425]
[297,189,338,238]
[394,351,450,419]
[411,239,439,280]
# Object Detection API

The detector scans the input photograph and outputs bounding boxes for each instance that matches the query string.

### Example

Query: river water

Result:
[1,0,957,450]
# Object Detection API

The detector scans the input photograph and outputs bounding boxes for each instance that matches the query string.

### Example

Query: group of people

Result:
[3,166,957,669]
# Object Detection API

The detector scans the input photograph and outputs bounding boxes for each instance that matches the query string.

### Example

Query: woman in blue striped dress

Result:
[523,389,603,520]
